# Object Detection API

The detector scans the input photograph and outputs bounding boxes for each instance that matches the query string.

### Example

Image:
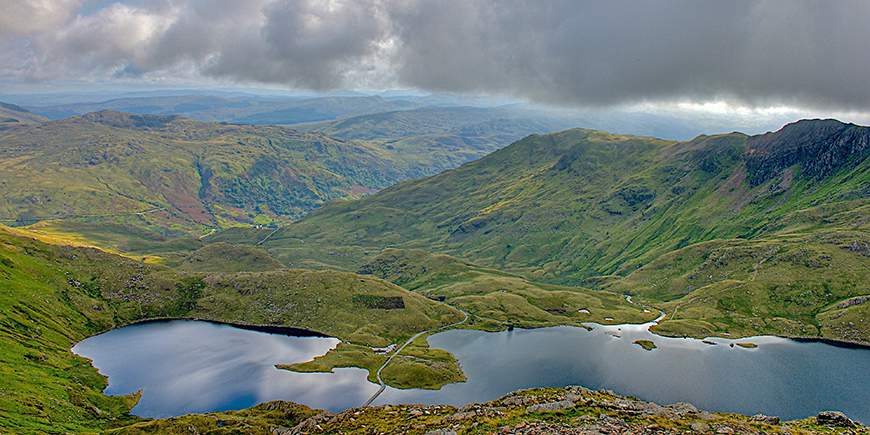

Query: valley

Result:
[263,120,870,346]
[0,109,868,433]
[5,3,870,433]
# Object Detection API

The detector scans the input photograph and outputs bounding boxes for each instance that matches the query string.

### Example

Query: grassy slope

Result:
[266,128,698,276]
[0,232,141,433]
[0,110,405,248]
[359,248,655,330]
[266,122,870,344]
[176,242,285,272]
[608,232,870,341]
[0,228,463,433]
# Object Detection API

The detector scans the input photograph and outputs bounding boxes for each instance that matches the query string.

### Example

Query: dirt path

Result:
[255,226,281,246]
[0,207,166,223]
[362,308,468,407]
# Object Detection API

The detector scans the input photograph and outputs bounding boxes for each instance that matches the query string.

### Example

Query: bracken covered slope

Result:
[0,110,408,240]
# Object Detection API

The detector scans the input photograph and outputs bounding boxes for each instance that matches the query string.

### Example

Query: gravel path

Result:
[362,308,468,407]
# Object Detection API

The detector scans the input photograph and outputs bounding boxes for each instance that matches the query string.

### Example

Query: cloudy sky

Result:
[3,0,870,117]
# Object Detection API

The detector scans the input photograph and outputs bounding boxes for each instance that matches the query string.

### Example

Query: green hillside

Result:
[0,107,573,255]
[176,242,285,272]
[359,248,654,330]
[0,226,462,432]
[267,119,870,343]
[0,110,410,247]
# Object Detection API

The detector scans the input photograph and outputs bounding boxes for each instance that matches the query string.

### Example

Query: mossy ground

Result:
[609,232,870,343]
[360,249,657,332]
[298,387,865,434]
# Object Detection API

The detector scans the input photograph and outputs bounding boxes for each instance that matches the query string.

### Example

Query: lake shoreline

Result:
[116,316,331,338]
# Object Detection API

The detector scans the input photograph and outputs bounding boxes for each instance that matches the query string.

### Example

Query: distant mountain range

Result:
[5,92,804,140]
[0,104,569,249]
[23,94,422,125]
[315,105,576,177]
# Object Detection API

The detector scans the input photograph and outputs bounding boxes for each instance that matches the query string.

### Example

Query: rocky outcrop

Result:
[745,119,870,186]
[148,386,867,434]
[751,414,781,425]
[526,399,574,413]
[837,295,870,309]
[816,411,856,428]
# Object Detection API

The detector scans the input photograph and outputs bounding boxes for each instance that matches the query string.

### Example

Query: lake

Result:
[73,318,870,422]
[72,320,379,417]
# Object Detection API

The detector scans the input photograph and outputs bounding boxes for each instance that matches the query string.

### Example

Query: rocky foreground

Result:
[113,387,865,434]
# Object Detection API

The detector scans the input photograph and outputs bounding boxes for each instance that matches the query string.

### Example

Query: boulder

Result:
[690,421,711,433]
[816,411,856,428]
[750,414,780,425]
[668,402,699,416]
[526,400,574,413]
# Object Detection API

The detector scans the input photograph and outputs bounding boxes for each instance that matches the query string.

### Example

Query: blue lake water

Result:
[73,318,870,422]
[72,320,379,417]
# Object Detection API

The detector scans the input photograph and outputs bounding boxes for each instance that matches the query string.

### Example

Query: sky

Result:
[2,0,870,122]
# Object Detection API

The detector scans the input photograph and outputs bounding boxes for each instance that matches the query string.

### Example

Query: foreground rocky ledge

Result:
[113,387,865,434]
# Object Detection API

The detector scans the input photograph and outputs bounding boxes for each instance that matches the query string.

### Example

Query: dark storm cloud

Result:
[2,0,870,110]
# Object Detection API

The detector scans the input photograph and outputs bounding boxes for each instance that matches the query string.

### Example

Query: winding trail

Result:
[624,294,666,325]
[255,226,281,246]
[362,308,468,407]
[0,207,166,223]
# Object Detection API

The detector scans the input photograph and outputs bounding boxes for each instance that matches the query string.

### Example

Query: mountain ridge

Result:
[271,118,868,277]
[262,118,870,345]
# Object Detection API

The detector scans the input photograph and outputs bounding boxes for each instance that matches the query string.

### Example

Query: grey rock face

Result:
[526,400,574,413]
[745,119,870,186]
[816,410,856,428]
[750,414,781,425]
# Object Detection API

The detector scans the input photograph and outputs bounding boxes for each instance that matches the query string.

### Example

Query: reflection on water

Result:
[75,318,870,423]
[377,320,870,423]
[72,320,379,417]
